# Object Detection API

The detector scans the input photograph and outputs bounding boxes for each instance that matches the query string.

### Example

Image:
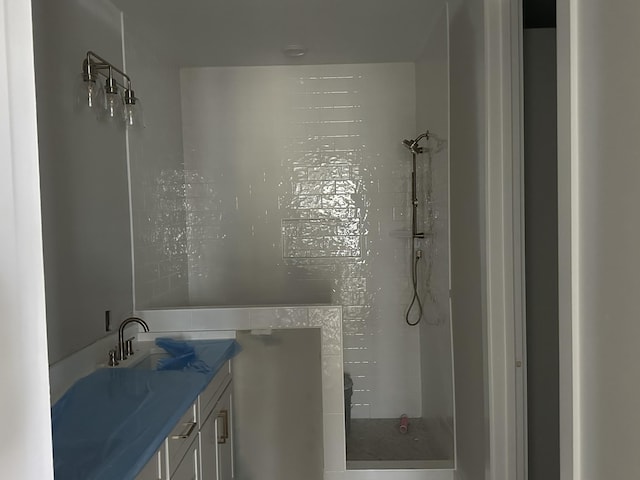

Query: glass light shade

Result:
[75,75,104,113]
[124,98,144,130]
[86,81,98,108]
[102,91,123,122]
[123,102,136,127]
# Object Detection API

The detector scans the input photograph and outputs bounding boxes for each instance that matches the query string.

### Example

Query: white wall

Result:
[415,4,454,427]
[122,15,190,309]
[180,63,431,418]
[559,1,640,478]
[0,0,53,477]
[447,0,488,478]
[32,0,133,364]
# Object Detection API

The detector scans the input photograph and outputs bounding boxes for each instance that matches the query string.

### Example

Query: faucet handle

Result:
[126,337,135,356]
[108,349,119,367]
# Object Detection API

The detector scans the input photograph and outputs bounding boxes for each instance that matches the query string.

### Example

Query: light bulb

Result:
[123,88,144,129]
[75,74,104,113]
[123,102,136,126]
[104,91,122,119]
[86,80,97,107]
[100,75,123,122]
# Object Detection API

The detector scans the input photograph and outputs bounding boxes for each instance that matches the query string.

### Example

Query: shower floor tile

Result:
[346,417,453,463]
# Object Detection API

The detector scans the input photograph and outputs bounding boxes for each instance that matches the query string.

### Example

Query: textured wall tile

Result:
[323,413,347,472]
[179,64,450,418]
[323,320,345,355]
[250,307,310,329]
[308,165,350,181]
[138,309,193,331]
[309,307,342,355]
[190,308,251,330]
[322,354,345,415]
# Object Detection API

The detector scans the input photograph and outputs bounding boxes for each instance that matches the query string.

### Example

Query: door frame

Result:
[556,0,579,479]
[484,0,527,479]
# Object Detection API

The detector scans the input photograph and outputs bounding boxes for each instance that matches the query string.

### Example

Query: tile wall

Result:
[180,63,429,418]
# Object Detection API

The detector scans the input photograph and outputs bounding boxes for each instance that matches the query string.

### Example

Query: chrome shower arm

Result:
[414,131,430,143]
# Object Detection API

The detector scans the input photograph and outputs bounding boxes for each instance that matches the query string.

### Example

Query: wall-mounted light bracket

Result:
[80,51,140,124]
[82,51,132,95]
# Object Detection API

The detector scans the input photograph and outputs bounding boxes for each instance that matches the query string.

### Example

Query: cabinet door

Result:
[168,402,199,477]
[136,444,166,480]
[172,437,199,480]
[199,383,233,480]
[217,388,233,480]
[199,408,219,479]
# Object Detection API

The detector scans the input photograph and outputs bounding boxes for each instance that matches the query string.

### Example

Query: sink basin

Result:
[129,351,170,370]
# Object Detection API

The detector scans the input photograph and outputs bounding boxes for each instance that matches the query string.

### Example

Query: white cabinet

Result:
[136,360,233,480]
[217,388,233,480]
[168,403,199,477]
[172,438,199,480]
[136,446,167,480]
[199,383,233,480]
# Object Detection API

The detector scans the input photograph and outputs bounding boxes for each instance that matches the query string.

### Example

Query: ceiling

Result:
[524,0,556,28]
[111,0,445,67]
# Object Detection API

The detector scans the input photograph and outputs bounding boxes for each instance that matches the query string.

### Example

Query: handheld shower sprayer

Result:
[403,131,430,326]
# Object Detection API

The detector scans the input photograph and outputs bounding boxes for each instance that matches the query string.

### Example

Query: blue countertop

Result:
[52,339,240,480]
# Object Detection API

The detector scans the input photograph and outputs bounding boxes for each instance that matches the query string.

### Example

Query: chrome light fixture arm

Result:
[82,51,136,105]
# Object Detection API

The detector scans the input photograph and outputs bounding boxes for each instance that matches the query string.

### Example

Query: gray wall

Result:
[448,0,488,478]
[32,0,133,364]
[568,1,640,477]
[122,14,190,309]
[523,28,559,480]
[233,329,323,480]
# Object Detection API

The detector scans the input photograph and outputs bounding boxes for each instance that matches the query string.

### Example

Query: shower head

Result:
[402,139,417,151]
[402,131,430,155]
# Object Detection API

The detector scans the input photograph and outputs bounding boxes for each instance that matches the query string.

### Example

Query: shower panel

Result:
[402,131,429,326]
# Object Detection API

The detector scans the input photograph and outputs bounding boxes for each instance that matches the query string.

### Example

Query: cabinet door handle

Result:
[217,409,229,444]
[171,421,197,440]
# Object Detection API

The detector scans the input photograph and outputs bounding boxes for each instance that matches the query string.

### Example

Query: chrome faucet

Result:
[118,316,149,361]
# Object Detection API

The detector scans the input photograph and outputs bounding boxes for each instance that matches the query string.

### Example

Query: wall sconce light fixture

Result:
[79,51,141,127]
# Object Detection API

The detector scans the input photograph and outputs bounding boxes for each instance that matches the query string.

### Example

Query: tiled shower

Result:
[180,62,428,420]
[125,5,454,471]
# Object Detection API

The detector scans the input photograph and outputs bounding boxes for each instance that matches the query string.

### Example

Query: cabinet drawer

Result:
[199,360,231,423]
[168,402,198,476]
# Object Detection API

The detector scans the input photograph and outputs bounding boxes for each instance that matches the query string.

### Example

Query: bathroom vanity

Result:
[51,339,238,480]
[137,359,233,480]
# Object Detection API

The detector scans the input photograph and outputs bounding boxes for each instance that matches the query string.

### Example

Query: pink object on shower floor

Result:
[399,414,409,434]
